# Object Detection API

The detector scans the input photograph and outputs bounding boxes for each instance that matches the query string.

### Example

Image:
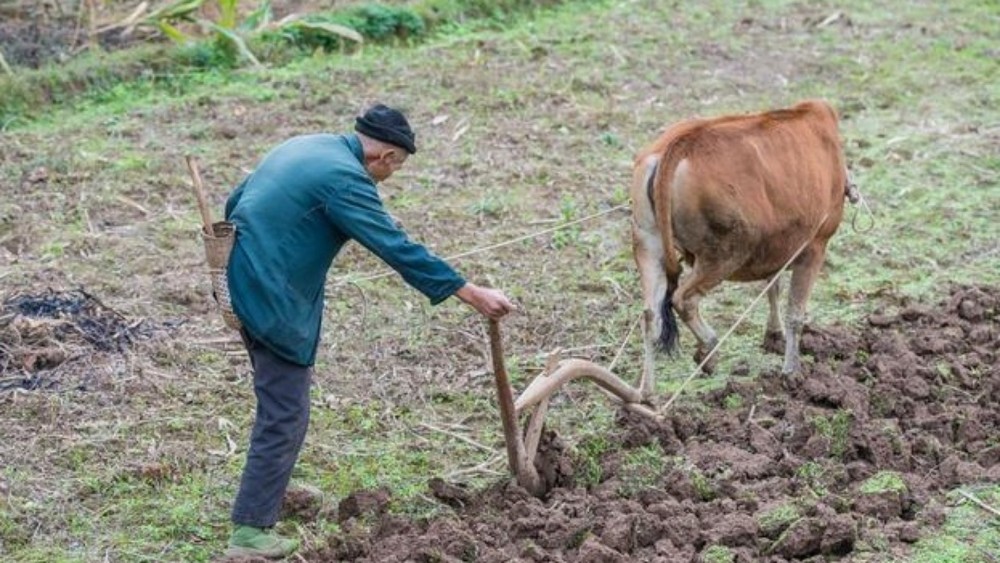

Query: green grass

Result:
[572,433,615,488]
[617,442,669,497]
[907,486,1000,563]
[758,504,802,537]
[701,544,736,563]
[796,461,832,498]
[860,471,908,495]
[689,466,716,502]
[812,410,854,459]
[722,393,744,410]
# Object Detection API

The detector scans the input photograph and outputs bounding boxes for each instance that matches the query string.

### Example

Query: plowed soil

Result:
[296,284,998,562]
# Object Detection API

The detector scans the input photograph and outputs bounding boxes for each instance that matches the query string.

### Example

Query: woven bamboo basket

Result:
[187,155,242,332]
[202,221,242,331]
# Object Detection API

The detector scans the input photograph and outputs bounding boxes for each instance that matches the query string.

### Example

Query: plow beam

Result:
[514,359,646,415]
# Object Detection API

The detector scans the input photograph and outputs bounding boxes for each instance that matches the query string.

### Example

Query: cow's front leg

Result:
[783,244,825,374]
[783,313,804,375]
[763,276,784,354]
[692,340,720,374]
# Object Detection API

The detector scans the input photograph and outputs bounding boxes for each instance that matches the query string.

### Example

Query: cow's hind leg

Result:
[783,243,827,374]
[632,222,670,399]
[672,263,726,374]
[763,275,784,354]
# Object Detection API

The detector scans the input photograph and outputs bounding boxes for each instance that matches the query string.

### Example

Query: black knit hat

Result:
[354,104,417,154]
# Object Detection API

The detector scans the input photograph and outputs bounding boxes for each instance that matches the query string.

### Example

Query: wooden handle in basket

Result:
[185,155,214,234]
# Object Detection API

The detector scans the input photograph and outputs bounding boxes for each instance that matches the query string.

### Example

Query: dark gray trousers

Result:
[231,331,312,527]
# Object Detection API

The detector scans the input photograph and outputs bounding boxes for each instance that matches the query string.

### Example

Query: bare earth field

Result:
[1,0,998,562]
[289,284,999,562]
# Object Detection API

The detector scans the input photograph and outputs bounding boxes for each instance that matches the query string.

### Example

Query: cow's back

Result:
[657,100,846,281]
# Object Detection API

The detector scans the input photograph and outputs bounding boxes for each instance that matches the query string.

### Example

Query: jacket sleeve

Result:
[324,181,466,304]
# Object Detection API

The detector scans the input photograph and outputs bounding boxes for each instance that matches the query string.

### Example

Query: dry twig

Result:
[418,422,492,453]
[445,454,505,480]
[958,489,1000,519]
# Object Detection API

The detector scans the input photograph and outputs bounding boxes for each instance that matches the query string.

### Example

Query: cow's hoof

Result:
[694,348,717,375]
[762,331,784,355]
[781,361,800,375]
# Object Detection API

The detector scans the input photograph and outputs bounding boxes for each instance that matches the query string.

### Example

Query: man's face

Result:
[366,148,408,183]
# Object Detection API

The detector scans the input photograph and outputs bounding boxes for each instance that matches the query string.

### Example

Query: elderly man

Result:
[222,104,514,558]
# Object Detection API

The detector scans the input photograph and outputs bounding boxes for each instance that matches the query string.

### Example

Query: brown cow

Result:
[630,99,848,390]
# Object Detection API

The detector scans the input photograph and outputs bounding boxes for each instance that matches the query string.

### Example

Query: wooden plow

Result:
[487,318,663,497]
[484,208,831,495]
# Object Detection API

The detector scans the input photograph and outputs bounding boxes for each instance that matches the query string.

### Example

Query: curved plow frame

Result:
[488,320,661,497]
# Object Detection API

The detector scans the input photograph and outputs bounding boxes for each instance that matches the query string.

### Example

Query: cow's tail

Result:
[643,158,677,353]
[640,123,698,354]
[659,284,679,354]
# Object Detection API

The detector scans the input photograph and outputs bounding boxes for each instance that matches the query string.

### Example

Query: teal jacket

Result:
[224,133,466,366]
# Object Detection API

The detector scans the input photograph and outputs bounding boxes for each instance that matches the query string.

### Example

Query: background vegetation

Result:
[0,0,571,125]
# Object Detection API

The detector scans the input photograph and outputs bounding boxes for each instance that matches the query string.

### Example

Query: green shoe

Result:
[225,525,299,559]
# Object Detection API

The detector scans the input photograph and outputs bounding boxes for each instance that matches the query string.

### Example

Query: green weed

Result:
[572,434,613,488]
[701,544,735,563]
[617,443,668,497]
[811,410,854,458]
[690,468,716,502]
[722,393,744,410]
[758,504,801,538]
[860,471,907,495]
[468,194,510,219]
[796,461,829,497]
[551,195,581,249]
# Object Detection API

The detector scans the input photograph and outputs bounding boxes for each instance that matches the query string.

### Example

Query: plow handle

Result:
[488,319,543,495]
[489,319,521,477]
